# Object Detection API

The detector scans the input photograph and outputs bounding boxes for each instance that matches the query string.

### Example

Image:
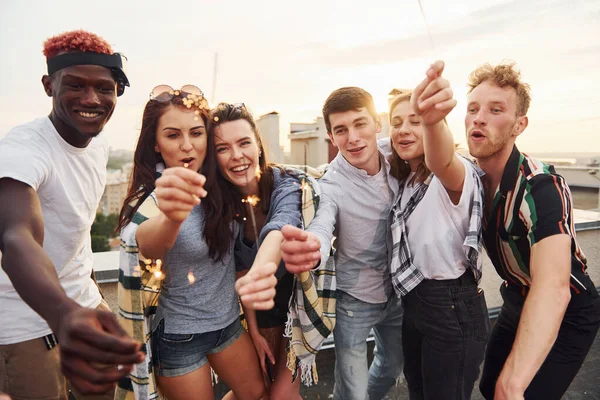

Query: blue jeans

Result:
[333,290,404,400]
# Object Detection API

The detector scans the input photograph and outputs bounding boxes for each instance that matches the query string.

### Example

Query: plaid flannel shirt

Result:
[284,168,336,386]
[390,157,485,298]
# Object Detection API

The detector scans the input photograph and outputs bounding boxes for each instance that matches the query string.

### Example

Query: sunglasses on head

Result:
[149,84,209,109]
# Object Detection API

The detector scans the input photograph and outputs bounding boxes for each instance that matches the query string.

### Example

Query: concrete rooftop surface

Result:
[94,209,600,399]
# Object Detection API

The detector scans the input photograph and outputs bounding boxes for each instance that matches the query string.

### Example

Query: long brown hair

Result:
[388,92,431,184]
[116,94,232,261]
[208,103,278,232]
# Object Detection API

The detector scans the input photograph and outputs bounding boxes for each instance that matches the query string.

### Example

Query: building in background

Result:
[98,162,132,216]
[288,115,390,168]
[256,111,283,163]
[288,117,329,168]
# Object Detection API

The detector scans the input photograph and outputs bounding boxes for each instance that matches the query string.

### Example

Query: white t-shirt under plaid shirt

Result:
[399,157,479,280]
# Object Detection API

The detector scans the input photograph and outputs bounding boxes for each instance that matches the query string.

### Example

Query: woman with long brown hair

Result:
[115,86,272,400]
[210,103,304,399]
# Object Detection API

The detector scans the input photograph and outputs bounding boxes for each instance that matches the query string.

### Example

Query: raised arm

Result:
[237,170,302,308]
[136,167,206,259]
[0,178,143,395]
[412,61,466,200]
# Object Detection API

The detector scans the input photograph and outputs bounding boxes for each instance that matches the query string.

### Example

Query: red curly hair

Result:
[43,30,113,59]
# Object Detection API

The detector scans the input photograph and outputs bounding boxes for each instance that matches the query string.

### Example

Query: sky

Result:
[1,0,599,153]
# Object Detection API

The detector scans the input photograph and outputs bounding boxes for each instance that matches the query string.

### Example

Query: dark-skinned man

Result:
[0,30,144,400]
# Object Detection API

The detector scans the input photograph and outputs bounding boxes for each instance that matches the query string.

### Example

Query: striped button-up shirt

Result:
[483,145,591,294]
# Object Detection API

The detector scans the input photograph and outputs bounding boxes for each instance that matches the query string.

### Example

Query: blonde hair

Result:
[468,62,531,116]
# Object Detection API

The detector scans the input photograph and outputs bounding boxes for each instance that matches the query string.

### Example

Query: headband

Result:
[47,52,130,96]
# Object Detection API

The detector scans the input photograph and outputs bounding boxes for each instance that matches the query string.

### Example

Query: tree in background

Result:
[91,213,119,252]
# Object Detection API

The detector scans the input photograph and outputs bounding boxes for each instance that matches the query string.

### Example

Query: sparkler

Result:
[417,0,436,52]
[142,258,164,284]
[183,162,202,203]
[302,143,310,194]
[242,155,261,242]
[242,194,260,242]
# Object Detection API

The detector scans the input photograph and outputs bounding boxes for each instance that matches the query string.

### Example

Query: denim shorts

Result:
[151,317,243,377]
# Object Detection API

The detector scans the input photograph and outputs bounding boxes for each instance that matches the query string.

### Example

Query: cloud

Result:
[300,0,592,67]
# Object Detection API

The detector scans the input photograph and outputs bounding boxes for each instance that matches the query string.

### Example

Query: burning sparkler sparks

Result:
[142,258,165,281]
[244,195,260,207]
[241,155,261,242]
[242,194,260,240]
[187,270,196,284]
[255,165,262,181]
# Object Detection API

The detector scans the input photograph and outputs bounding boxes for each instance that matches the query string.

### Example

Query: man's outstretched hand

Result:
[280,225,322,274]
[56,306,145,395]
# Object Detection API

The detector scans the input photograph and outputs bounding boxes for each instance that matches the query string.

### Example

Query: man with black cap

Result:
[0,30,144,399]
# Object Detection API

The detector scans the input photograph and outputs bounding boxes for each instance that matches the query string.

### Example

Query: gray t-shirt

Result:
[153,204,239,334]
[308,145,399,303]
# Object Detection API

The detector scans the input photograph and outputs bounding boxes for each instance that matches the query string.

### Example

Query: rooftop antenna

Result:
[211,52,218,104]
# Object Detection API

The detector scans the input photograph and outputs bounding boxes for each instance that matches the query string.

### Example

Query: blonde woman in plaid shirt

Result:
[387,61,489,400]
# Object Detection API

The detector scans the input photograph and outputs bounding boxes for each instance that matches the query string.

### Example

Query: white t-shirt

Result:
[400,157,476,280]
[0,117,107,344]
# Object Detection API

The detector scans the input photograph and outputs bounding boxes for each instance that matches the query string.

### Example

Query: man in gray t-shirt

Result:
[281,87,403,400]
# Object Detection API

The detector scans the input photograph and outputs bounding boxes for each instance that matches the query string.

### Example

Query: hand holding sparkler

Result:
[412,60,457,126]
[280,225,322,273]
[155,166,207,223]
[55,306,145,395]
[236,261,278,310]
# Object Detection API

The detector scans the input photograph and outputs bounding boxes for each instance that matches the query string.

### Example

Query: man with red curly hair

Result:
[0,30,143,399]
